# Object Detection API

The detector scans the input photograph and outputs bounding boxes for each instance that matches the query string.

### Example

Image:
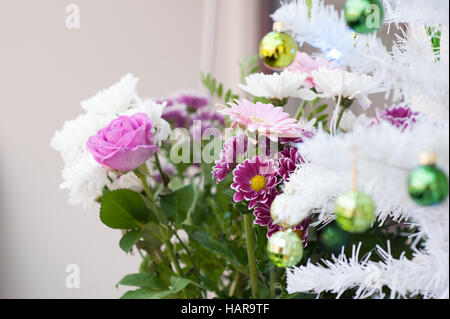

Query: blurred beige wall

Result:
[0,0,261,298]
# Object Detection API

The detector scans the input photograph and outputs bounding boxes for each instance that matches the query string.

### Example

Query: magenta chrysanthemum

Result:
[376,106,420,131]
[162,105,189,128]
[190,109,226,135]
[212,134,248,183]
[277,146,306,181]
[177,94,209,110]
[231,155,279,209]
[253,192,312,244]
[279,128,315,145]
[220,100,301,141]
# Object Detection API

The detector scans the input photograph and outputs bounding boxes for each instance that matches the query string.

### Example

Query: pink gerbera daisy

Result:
[231,155,279,209]
[220,100,301,141]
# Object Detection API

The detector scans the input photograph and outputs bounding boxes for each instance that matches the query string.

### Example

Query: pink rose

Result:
[87,113,157,172]
[288,52,335,89]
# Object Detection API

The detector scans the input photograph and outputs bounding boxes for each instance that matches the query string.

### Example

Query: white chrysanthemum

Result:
[339,110,370,132]
[127,99,171,146]
[60,154,110,212]
[312,68,374,110]
[51,113,114,166]
[109,171,144,193]
[81,73,141,115]
[239,70,317,101]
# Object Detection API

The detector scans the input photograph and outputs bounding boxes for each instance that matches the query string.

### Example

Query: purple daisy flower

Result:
[176,93,209,111]
[162,105,189,128]
[212,134,248,183]
[253,192,312,245]
[279,128,315,145]
[376,106,420,131]
[277,146,306,181]
[231,155,279,209]
[190,109,226,135]
[155,98,175,107]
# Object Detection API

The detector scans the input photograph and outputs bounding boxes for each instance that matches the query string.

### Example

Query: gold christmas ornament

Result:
[259,22,298,70]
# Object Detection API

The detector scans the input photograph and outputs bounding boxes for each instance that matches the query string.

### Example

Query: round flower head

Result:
[231,155,279,209]
[277,146,306,181]
[176,93,209,111]
[212,134,248,183]
[376,106,420,131]
[288,52,335,89]
[162,104,189,128]
[86,113,157,172]
[238,70,317,101]
[190,109,226,135]
[279,128,316,145]
[220,99,301,141]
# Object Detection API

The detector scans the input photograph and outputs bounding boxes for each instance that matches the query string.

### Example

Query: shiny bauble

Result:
[259,31,298,70]
[408,164,449,206]
[344,0,384,34]
[317,221,351,254]
[335,190,375,233]
[267,230,303,268]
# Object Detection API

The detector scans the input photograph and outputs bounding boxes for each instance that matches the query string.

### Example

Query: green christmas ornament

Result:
[408,152,449,206]
[259,22,298,70]
[335,190,375,233]
[317,221,351,254]
[267,230,303,268]
[344,0,384,34]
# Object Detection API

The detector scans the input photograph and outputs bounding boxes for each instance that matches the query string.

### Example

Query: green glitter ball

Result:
[317,221,351,254]
[259,31,298,70]
[267,230,303,268]
[344,0,384,34]
[408,165,449,206]
[335,190,375,233]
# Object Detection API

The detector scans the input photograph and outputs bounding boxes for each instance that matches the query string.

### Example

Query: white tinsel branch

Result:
[272,0,449,119]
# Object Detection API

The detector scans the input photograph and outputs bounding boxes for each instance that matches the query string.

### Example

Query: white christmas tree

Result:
[272,0,449,298]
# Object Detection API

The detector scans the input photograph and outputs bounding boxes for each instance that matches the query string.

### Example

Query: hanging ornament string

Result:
[335,147,375,233]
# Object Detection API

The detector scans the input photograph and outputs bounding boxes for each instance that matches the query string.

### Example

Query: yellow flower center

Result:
[250,175,267,192]
[249,116,268,124]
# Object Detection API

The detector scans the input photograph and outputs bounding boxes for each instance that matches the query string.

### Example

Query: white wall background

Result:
[0,0,261,298]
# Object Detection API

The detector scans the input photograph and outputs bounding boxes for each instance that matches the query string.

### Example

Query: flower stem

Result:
[243,214,258,298]
[294,100,307,121]
[229,271,240,297]
[164,238,183,277]
[270,268,276,298]
[134,166,156,206]
[154,153,170,187]
[335,97,354,131]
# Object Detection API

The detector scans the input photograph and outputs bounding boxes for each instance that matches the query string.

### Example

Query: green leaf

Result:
[117,273,166,290]
[120,276,192,299]
[314,104,328,114]
[217,84,223,98]
[119,229,144,253]
[185,226,247,273]
[160,184,196,223]
[225,90,232,103]
[121,288,173,299]
[100,189,153,229]
[316,114,329,123]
